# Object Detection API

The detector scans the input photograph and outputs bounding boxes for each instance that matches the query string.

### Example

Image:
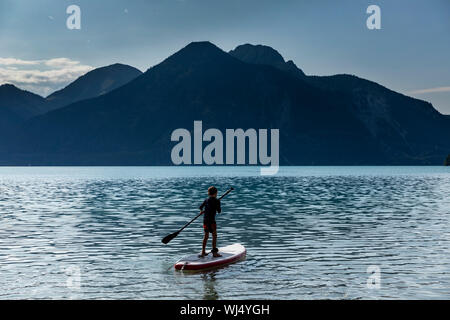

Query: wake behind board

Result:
[174,243,246,271]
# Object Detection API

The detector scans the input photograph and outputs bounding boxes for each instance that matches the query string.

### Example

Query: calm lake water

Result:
[0,166,449,299]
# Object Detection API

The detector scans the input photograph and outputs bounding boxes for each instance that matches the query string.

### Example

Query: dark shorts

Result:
[203,222,217,233]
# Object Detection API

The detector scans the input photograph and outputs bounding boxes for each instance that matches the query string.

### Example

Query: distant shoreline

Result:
[0,164,447,167]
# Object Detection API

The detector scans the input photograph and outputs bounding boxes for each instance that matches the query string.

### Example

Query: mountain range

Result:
[0,41,449,165]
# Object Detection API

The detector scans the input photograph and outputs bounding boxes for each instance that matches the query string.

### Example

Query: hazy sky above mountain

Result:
[0,0,449,114]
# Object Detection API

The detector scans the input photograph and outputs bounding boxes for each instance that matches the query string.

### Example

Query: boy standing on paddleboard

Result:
[199,186,222,258]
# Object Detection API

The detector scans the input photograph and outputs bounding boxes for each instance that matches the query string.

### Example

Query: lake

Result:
[0,166,449,299]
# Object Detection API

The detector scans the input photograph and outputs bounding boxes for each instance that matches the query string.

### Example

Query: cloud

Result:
[44,58,82,68]
[408,86,450,95]
[0,58,40,66]
[0,57,93,96]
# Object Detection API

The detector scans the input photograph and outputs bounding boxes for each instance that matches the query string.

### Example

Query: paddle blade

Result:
[162,231,179,244]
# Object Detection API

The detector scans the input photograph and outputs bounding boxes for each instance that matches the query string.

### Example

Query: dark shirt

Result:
[199,197,221,223]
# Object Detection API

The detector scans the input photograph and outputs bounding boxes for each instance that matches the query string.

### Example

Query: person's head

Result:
[208,186,218,198]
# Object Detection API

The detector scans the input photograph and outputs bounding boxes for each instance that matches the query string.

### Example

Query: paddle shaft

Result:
[177,187,234,234]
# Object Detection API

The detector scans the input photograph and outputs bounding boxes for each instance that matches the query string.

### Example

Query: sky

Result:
[0,0,449,114]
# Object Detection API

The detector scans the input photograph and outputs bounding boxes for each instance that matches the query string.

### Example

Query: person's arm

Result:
[217,199,221,214]
[199,200,206,211]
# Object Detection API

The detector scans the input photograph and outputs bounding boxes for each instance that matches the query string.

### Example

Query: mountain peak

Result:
[0,83,43,99]
[93,63,141,73]
[0,83,46,122]
[65,63,141,84]
[0,83,20,92]
[45,63,142,111]
[176,41,226,56]
[185,41,218,49]
[160,41,232,68]
[229,43,286,66]
[230,43,306,78]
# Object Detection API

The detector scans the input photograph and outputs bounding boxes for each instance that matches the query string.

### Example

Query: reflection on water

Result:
[0,166,449,299]
[202,273,219,300]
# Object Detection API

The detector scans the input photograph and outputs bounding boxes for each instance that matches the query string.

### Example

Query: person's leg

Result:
[212,231,222,257]
[199,232,209,257]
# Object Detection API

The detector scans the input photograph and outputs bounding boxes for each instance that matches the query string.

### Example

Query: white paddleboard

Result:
[174,243,246,271]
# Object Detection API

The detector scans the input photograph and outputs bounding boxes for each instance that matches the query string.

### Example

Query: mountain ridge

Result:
[0,84,47,152]
[229,43,306,79]
[0,83,47,119]
[44,63,142,112]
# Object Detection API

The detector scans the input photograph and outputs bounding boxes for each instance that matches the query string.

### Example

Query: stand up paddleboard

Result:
[174,243,246,271]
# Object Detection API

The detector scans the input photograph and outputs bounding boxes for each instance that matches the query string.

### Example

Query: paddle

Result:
[161,187,234,244]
